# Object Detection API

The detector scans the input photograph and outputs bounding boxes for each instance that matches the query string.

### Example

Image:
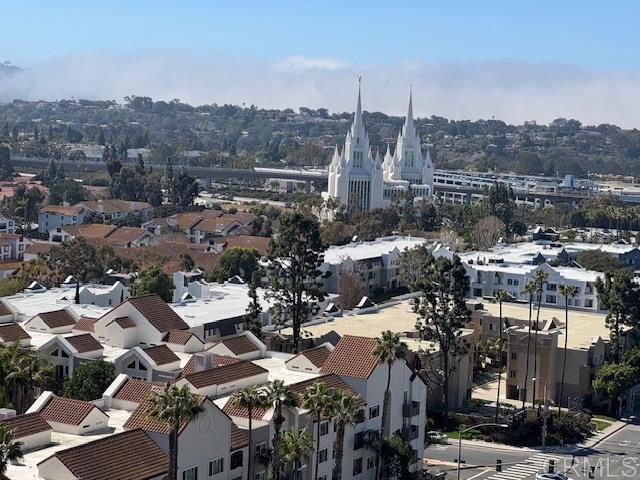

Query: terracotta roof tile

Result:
[127,295,189,332]
[39,204,84,216]
[65,334,103,353]
[1,412,52,439]
[230,423,249,450]
[163,329,202,345]
[179,353,241,378]
[40,429,167,480]
[104,227,148,245]
[214,333,260,355]
[123,396,205,435]
[143,344,180,366]
[0,300,12,317]
[223,398,268,421]
[0,323,30,343]
[108,316,136,329]
[113,378,164,404]
[40,396,106,426]
[183,361,267,389]
[34,309,76,329]
[80,199,151,214]
[320,335,379,380]
[59,224,117,239]
[223,235,270,255]
[73,316,98,333]
[288,345,332,369]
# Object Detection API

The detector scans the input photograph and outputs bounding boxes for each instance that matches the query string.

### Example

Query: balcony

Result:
[402,401,420,417]
[401,425,419,442]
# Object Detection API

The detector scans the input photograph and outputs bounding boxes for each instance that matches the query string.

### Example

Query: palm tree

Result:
[232,386,267,480]
[531,270,548,405]
[373,330,405,480]
[146,383,204,480]
[279,427,314,480]
[264,379,297,480]
[521,280,537,411]
[493,289,510,421]
[558,285,578,414]
[332,390,361,480]
[6,352,54,413]
[0,423,22,474]
[301,382,336,480]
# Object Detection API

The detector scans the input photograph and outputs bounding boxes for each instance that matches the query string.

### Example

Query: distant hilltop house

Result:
[324,81,434,215]
[38,199,152,233]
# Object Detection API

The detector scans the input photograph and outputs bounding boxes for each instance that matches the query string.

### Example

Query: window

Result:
[405,150,414,167]
[127,361,136,369]
[510,370,517,378]
[353,150,364,168]
[319,421,329,436]
[183,467,198,480]
[353,457,363,476]
[368,405,379,419]
[209,458,224,476]
[513,279,519,286]
[367,456,377,470]
[353,431,364,450]
[230,451,243,470]
[507,278,513,286]
[545,295,557,304]
[585,299,593,308]
[547,283,557,291]
[319,449,328,463]
[510,352,517,360]
[139,362,147,371]
[489,323,494,331]
[255,442,266,457]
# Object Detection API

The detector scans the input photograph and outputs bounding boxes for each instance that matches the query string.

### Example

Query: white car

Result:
[535,474,574,480]
[425,431,448,445]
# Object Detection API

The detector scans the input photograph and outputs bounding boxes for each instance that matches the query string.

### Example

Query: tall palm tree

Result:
[301,382,336,480]
[264,379,297,480]
[146,383,204,480]
[6,352,54,413]
[493,289,510,421]
[279,427,314,480]
[522,280,537,411]
[232,386,267,480]
[0,423,22,474]
[531,270,548,405]
[332,390,361,480]
[373,330,405,480]
[558,285,578,414]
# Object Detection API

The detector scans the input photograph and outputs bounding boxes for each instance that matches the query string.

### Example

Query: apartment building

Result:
[38,204,85,233]
[77,199,153,221]
[0,215,16,234]
[0,233,27,260]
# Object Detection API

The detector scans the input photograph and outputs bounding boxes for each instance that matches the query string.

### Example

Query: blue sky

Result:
[2,1,640,126]
[3,0,638,67]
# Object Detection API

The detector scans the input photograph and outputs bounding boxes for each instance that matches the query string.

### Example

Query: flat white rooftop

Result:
[323,235,426,265]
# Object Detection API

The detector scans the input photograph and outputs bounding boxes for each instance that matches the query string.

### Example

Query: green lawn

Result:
[592,415,616,432]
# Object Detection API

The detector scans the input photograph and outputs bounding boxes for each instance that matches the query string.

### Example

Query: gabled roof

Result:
[58,224,117,239]
[123,395,205,435]
[64,333,103,353]
[80,199,151,214]
[73,316,98,332]
[40,396,107,426]
[0,323,30,343]
[38,429,167,480]
[107,316,137,329]
[142,344,180,366]
[0,300,12,317]
[104,227,149,245]
[287,345,332,369]
[183,361,267,389]
[127,295,189,332]
[223,235,270,255]
[1,412,52,439]
[223,397,268,421]
[113,378,164,404]
[212,333,261,356]
[162,329,203,346]
[230,423,249,450]
[33,309,76,329]
[320,335,379,380]
[179,353,241,378]
[39,204,83,216]
[288,373,362,402]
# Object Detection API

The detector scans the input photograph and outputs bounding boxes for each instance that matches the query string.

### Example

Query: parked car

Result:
[425,431,449,445]
[535,473,574,480]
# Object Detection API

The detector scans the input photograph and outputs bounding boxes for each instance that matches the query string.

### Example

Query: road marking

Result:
[467,470,491,480]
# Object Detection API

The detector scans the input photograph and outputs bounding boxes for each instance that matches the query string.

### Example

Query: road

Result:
[425,420,640,479]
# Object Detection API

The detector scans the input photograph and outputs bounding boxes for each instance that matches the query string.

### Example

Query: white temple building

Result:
[325,80,434,215]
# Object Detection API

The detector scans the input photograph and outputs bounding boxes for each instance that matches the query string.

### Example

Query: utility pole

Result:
[541,383,549,448]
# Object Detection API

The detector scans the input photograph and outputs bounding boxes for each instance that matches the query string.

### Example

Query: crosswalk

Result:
[484,453,562,480]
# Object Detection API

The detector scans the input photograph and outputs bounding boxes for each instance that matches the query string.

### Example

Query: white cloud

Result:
[1,52,640,128]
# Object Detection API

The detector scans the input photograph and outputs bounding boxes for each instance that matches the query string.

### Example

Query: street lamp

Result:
[457,423,508,480]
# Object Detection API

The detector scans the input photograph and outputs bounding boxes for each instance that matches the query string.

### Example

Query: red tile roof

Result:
[223,398,268,421]
[0,300,12,317]
[123,396,205,435]
[163,329,202,346]
[320,335,379,380]
[1,412,52,439]
[180,353,241,378]
[39,204,84,216]
[127,295,189,332]
[224,235,270,255]
[65,334,103,353]
[213,333,260,355]
[113,378,164,404]
[142,344,180,366]
[59,224,117,239]
[80,199,151,214]
[183,361,267,389]
[0,323,30,343]
[39,429,167,480]
[230,423,249,450]
[73,316,98,332]
[107,316,137,329]
[34,309,76,329]
[104,227,148,245]
[288,345,332,369]
[40,396,107,426]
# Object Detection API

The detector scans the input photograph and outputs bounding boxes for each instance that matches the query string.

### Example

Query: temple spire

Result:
[405,85,414,133]
[354,76,363,128]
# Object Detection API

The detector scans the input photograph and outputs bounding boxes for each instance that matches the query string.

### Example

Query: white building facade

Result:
[325,82,434,215]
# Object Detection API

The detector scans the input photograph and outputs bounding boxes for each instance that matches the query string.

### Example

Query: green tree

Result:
[131,266,174,302]
[172,168,199,209]
[62,360,116,401]
[179,252,195,272]
[0,145,14,181]
[531,270,548,404]
[264,380,297,480]
[575,250,629,273]
[45,238,105,286]
[210,247,260,283]
[231,386,267,480]
[332,390,361,480]
[265,212,325,353]
[146,384,204,480]
[0,423,23,474]
[521,281,537,411]
[593,363,638,417]
[244,271,263,339]
[380,434,419,480]
[596,270,640,363]
[0,277,25,297]
[373,331,406,479]
[557,285,578,413]
[278,427,314,478]
[481,183,515,234]
[48,179,88,205]
[493,289,510,421]
[5,352,54,413]
[301,382,336,480]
